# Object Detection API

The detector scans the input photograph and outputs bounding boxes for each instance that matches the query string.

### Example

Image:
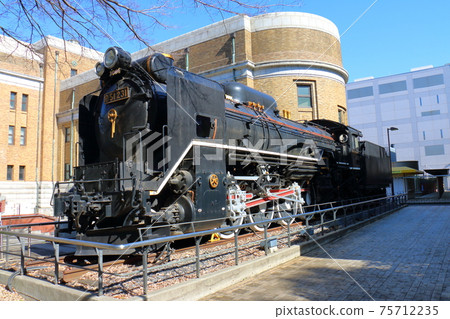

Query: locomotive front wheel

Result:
[218,214,244,239]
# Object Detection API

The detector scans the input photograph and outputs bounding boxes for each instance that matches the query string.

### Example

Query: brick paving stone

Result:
[202,205,450,301]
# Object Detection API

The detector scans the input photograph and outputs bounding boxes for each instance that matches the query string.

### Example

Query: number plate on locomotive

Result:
[104,87,129,104]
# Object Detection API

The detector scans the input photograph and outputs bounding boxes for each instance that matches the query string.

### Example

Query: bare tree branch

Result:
[0,0,298,59]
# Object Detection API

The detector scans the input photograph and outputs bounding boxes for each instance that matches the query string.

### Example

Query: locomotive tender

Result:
[54,47,391,253]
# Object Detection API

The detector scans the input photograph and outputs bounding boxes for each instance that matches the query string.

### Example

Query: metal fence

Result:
[0,195,407,297]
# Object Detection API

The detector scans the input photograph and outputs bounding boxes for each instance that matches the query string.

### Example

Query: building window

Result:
[423,131,426,140]
[65,127,71,143]
[8,126,15,145]
[347,86,374,99]
[424,144,445,156]
[379,80,407,94]
[413,74,444,89]
[441,129,444,139]
[437,95,440,104]
[421,110,440,117]
[20,127,26,145]
[21,94,28,112]
[19,166,25,181]
[7,165,13,181]
[64,163,71,180]
[297,85,312,108]
[70,69,78,77]
[10,92,17,109]
[338,106,346,124]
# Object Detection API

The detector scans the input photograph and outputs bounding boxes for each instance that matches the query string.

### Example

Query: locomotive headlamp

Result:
[104,46,131,70]
[95,62,106,77]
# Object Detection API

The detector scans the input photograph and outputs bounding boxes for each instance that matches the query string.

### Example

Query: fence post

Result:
[18,237,25,275]
[53,243,59,285]
[142,246,149,295]
[263,224,268,255]
[195,237,201,278]
[234,231,239,266]
[96,248,104,296]
[287,221,291,247]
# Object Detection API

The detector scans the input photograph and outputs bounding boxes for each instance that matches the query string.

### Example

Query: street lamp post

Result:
[387,127,398,196]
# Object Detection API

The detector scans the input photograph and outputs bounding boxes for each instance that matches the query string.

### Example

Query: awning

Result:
[392,166,423,176]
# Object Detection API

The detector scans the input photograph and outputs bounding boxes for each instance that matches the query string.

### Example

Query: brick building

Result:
[0,35,102,214]
[134,12,348,122]
[1,12,347,215]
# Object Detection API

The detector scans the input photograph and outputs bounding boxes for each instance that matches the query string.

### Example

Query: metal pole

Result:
[142,246,149,295]
[263,224,268,255]
[97,249,103,296]
[234,231,239,266]
[53,243,59,285]
[195,237,201,278]
[287,221,291,247]
[19,237,25,275]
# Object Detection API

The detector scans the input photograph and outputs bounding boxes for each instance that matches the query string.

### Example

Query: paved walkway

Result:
[203,205,450,301]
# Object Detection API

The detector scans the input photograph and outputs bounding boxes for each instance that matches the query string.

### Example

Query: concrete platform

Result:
[202,205,450,301]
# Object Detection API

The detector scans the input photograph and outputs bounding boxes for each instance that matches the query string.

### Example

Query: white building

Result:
[346,65,450,189]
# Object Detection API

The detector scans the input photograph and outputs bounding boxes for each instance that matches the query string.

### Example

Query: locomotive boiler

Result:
[53,47,391,254]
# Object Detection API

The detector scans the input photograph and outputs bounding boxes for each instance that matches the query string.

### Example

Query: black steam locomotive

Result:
[54,47,391,253]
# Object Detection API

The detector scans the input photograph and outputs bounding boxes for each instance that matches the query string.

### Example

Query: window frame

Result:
[297,84,313,108]
[65,127,71,143]
[10,92,17,110]
[21,94,28,112]
[295,80,317,119]
[8,126,15,145]
[19,165,25,181]
[20,127,26,146]
[7,165,13,181]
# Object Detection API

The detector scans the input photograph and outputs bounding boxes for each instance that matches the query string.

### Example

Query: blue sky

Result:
[8,0,448,82]
[113,0,450,82]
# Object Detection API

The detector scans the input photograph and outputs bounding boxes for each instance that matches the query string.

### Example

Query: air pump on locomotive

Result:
[53,47,391,254]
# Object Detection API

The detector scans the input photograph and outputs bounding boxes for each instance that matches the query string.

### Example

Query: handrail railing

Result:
[0,194,407,297]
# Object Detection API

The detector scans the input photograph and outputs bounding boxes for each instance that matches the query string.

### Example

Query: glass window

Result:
[10,92,16,109]
[424,145,445,156]
[64,163,71,180]
[413,74,444,89]
[297,85,312,108]
[8,126,14,145]
[421,110,440,117]
[379,81,407,94]
[7,165,13,181]
[65,127,71,143]
[338,106,346,124]
[347,86,373,99]
[20,127,26,146]
[21,94,28,112]
[70,69,78,77]
[19,166,25,181]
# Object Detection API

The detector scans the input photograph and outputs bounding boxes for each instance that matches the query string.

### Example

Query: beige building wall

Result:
[0,35,101,214]
[140,12,348,123]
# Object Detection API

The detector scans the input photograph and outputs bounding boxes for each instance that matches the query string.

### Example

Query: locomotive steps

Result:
[0,204,404,301]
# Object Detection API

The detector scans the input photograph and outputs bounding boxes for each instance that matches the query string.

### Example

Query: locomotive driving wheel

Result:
[247,203,274,232]
[276,182,304,226]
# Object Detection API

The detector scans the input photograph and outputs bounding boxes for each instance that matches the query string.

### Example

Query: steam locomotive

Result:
[54,47,391,254]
